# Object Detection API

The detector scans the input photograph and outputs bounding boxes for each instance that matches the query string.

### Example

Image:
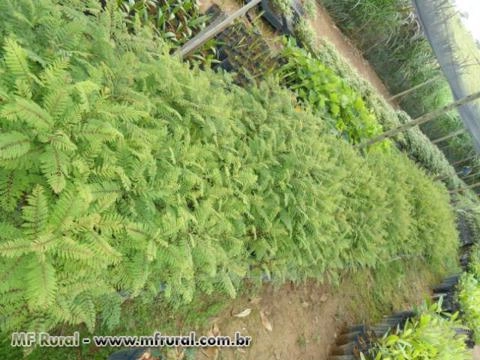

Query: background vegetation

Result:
[303,39,464,188]
[320,0,480,190]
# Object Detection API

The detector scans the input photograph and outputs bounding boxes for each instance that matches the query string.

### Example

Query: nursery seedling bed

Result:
[328,311,416,359]
[204,4,282,84]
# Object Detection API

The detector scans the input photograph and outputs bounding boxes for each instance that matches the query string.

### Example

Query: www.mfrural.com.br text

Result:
[11,331,252,348]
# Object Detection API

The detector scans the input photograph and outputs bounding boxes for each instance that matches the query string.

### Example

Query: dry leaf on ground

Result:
[201,347,219,360]
[212,322,220,336]
[140,352,153,360]
[207,322,221,337]
[233,308,252,318]
[249,297,262,305]
[259,310,273,332]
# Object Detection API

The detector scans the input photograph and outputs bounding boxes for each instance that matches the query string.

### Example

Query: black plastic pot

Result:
[433,274,460,293]
[330,325,376,358]
[244,0,305,35]
[329,311,417,359]
[455,328,476,348]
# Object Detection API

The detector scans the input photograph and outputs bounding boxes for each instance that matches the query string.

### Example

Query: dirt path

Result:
[197,282,345,360]
[309,3,395,104]
[193,261,438,360]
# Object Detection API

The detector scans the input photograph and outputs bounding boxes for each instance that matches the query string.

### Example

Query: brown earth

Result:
[196,282,345,360]
[474,346,480,360]
[308,3,395,105]
[192,260,439,360]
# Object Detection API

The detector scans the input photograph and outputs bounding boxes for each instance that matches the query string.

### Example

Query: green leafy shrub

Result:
[366,303,471,360]
[457,273,480,343]
[314,40,463,187]
[0,0,460,335]
[117,0,210,45]
[278,40,384,145]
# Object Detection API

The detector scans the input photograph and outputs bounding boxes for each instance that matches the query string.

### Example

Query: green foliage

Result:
[314,40,463,186]
[320,0,438,101]
[320,0,479,184]
[455,197,480,242]
[271,0,293,18]
[116,0,218,65]
[117,0,210,45]
[213,21,280,85]
[466,244,480,279]
[366,303,471,360]
[302,0,316,20]
[0,0,460,337]
[457,240,480,343]
[396,111,461,187]
[458,273,480,343]
[278,40,384,145]
[293,19,317,50]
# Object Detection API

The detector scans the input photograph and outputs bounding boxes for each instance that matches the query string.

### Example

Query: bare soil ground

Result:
[197,282,343,360]
[308,3,395,104]
[474,346,480,360]
[193,262,438,360]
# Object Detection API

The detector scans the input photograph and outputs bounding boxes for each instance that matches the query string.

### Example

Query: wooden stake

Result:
[357,91,480,148]
[389,75,442,101]
[461,171,480,181]
[435,163,479,181]
[451,155,477,166]
[431,128,465,144]
[176,0,262,59]
[449,181,480,194]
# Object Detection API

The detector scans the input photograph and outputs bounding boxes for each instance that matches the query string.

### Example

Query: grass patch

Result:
[341,256,458,324]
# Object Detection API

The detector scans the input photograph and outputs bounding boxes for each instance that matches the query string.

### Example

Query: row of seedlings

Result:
[328,212,479,359]
[328,311,415,360]
[433,211,479,347]
[200,0,313,85]
[209,4,281,85]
